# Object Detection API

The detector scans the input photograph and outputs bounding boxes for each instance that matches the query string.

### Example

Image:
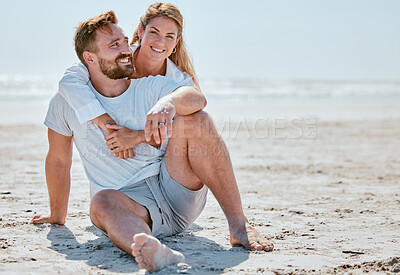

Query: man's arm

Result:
[145,86,207,143]
[30,129,73,225]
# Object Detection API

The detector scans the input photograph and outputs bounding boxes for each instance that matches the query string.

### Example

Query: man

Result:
[30,11,273,272]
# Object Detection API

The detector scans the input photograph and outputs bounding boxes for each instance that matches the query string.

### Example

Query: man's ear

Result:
[83,51,95,65]
[137,24,143,40]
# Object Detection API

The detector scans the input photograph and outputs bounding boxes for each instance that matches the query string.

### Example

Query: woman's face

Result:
[138,16,180,62]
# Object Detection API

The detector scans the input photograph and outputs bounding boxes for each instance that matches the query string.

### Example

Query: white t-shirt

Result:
[45,76,182,197]
[58,45,194,124]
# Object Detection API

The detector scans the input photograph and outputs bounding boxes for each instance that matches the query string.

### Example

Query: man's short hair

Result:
[74,10,118,67]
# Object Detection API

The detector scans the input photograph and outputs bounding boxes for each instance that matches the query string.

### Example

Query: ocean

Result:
[1,74,400,125]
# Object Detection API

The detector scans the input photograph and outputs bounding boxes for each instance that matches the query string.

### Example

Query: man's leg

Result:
[164,111,274,251]
[90,189,184,271]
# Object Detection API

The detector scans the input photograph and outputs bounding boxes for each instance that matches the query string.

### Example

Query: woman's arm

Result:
[58,62,109,125]
[59,63,134,159]
[59,63,120,132]
[145,86,206,143]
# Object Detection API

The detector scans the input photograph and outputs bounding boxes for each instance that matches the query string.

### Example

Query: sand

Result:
[1,107,400,274]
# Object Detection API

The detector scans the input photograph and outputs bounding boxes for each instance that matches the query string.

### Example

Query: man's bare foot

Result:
[230,221,274,251]
[131,233,185,272]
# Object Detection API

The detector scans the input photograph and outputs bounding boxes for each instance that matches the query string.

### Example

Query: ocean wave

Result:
[0,74,58,102]
[1,75,400,103]
[201,78,400,98]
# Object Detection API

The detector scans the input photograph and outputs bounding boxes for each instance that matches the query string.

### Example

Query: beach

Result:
[1,77,400,274]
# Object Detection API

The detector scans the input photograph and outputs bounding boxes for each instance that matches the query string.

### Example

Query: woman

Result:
[59,3,199,158]
[130,2,199,88]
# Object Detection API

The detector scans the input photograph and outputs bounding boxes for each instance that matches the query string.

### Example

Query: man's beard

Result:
[98,54,134,79]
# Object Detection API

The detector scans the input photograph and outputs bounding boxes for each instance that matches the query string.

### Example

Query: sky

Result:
[1,0,399,80]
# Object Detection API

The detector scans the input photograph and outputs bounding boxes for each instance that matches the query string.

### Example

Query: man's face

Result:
[95,24,134,79]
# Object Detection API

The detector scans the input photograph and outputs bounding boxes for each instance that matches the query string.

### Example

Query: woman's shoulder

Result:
[131,44,140,53]
[165,58,193,86]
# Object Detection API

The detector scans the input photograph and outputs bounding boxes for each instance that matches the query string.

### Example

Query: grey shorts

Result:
[118,158,208,238]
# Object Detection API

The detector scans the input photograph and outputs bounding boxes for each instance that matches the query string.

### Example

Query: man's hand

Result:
[144,98,176,144]
[105,125,146,155]
[29,214,65,225]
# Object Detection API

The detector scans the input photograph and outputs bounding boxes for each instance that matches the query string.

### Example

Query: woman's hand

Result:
[92,114,134,159]
[144,98,176,144]
[105,125,146,156]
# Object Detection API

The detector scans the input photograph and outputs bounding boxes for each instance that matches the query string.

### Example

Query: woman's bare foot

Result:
[131,233,185,272]
[230,221,274,251]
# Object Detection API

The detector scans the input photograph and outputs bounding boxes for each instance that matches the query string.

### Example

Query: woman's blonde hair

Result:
[131,2,199,89]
